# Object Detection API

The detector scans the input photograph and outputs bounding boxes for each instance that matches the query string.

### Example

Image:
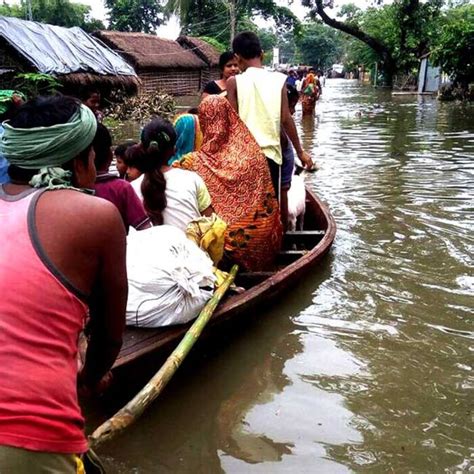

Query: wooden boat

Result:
[113,188,336,374]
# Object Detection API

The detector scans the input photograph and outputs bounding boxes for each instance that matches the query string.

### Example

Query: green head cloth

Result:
[1,104,97,170]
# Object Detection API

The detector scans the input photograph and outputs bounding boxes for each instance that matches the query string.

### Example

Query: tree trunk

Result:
[313,0,396,85]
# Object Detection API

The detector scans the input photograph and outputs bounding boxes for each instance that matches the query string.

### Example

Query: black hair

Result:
[9,95,80,129]
[114,141,137,158]
[126,118,177,225]
[232,32,262,60]
[287,85,299,105]
[92,123,113,171]
[80,87,101,101]
[219,51,236,70]
[7,95,92,181]
[187,107,199,115]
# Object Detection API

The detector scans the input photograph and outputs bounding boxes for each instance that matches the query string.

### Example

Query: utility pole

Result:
[25,0,33,21]
[228,0,236,43]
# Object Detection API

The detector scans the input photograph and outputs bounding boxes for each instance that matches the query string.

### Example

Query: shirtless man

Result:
[0,95,127,472]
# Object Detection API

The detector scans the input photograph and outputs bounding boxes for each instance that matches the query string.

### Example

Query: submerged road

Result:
[101,79,474,473]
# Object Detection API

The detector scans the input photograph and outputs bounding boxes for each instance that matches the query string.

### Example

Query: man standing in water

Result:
[0,96,127,472]
[226,31,313,226]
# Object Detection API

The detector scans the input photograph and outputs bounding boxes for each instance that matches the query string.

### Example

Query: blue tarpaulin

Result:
[0,16,137,77]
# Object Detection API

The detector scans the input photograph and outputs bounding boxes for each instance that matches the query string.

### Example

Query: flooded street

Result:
[100,80,473,472]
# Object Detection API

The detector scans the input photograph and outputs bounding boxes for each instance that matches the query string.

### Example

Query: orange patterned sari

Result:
[178,95,282,271]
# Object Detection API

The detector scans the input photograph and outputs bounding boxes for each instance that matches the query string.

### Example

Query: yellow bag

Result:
[186,214,227,265]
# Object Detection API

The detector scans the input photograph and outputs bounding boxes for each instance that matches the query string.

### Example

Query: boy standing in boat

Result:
[0,95,127,472]
[226,31,313,227]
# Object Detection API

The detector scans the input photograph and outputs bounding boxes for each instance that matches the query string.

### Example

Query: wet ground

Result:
[97,79,473,473]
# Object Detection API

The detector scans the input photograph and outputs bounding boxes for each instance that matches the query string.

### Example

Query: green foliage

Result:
[168,0,300,46]
[296,23,344,70]
[172,1,231,45]
[0,0,104,31]
[0,3,22,17]
[430,4,474,85]
[198,37,226,54]
[335,0,443,78]
[256,28,278,65]
[105,0,167,33]
[13,73,62,98]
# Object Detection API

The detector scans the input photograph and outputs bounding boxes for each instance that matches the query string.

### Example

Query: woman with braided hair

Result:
[126,117,214,231]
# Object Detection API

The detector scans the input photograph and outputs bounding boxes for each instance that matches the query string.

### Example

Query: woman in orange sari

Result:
[177,95,282,271]
[301,73,320,116]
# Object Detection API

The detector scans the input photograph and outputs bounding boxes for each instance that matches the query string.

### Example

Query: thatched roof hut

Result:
[94,31,207,96]
[177,36,222,86]
[0,16,139,94]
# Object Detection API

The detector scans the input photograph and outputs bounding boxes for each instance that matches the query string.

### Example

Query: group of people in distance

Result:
[0,31,315,471]
[287,68,323,116]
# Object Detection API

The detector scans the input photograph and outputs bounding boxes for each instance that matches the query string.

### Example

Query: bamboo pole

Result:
[88,265,238,450]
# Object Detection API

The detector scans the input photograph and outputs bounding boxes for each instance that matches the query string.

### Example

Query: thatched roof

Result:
[94,31,206,71]
[177,36,221,67]
[0,17,138,89]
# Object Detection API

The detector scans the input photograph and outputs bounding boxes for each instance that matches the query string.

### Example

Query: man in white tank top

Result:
[226,31,313,227]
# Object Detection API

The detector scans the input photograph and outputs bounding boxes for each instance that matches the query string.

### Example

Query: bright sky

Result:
[6,0,371,39]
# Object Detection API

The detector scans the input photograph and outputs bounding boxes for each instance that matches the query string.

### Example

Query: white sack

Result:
[126,225,216,328]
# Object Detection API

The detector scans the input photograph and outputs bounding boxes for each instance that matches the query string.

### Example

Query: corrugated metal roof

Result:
[0,16,137,77]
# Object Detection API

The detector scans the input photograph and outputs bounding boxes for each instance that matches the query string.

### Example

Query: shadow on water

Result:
[93,79,474,473]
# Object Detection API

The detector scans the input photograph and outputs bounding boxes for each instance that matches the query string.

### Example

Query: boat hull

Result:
[114,188,336,372]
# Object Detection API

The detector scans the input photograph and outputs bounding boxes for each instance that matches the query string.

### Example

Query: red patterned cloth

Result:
[301,73,320,116]
[180,95,282,271]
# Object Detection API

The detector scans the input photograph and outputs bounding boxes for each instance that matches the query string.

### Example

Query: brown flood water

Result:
[95,79,473,473]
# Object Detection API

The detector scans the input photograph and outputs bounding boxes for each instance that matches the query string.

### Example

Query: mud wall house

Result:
[0,16,138,96]
[177,36,221,87]
[93,31,207,96]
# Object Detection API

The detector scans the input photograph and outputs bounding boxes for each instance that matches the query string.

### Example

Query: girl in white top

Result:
[126,118,213,232]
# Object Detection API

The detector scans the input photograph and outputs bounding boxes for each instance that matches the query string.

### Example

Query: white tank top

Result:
[236,67,287,165]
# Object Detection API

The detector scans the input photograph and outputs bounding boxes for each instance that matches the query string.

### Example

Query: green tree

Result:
[302,0,443,85]
[278,31,298,64]
[167,0,299,46]
[431,3,474,86]
[105,0,166,33]
[296,23,344,70]
[0,0,104,31]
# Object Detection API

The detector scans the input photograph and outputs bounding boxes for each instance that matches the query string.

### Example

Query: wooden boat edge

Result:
[113,187,336,370]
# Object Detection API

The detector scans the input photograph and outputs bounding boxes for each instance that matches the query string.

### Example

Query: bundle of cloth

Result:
[126,225,216,327]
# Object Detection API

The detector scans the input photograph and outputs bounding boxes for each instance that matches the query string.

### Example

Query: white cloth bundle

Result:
[126,225,216,327]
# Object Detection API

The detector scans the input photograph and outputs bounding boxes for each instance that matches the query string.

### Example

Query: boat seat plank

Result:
[284,230,325,248]
[277,250,308,264]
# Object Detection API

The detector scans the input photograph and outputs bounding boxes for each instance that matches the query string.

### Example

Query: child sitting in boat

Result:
[126,117,214,231]
[93,124,150,233]
[114,141,136,179]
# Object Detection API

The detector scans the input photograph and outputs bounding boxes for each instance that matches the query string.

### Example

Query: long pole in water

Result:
[88,264,238,450]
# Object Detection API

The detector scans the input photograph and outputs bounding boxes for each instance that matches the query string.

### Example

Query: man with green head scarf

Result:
[0,95,127,473]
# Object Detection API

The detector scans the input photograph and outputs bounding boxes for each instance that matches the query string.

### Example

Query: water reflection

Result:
[99,80,473,473]
[298,80,473,471]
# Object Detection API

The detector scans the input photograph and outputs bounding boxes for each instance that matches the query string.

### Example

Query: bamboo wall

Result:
[201,66,221,89]
[139,69,202,96]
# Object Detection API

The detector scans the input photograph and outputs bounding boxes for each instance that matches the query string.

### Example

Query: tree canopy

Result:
[296,23,344,70]
[302,0,444,83]
[167,0,300,46]
[0,0,105,32]
[105,0,167,33]
[430,3,474,86]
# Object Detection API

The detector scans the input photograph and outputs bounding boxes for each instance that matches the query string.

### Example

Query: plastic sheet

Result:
[0,16,136,77]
